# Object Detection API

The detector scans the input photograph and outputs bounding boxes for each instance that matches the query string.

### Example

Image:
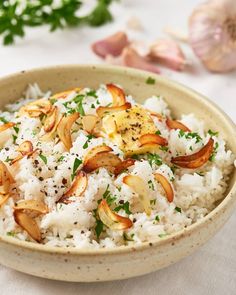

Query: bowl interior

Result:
[0,64,235,251]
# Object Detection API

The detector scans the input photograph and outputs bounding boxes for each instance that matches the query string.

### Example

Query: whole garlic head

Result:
[189,0,236,72]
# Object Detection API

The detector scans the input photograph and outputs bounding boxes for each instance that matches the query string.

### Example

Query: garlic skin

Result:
[92,31,129,58]
[148,39,188,71]
[122,47,161,74]
[105,47,161,74]
[189,0,236,72]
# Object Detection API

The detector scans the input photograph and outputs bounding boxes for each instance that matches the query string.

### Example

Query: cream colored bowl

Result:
[0,65,235,282]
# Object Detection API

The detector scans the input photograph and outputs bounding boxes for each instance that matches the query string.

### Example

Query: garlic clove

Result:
[149,39,189,71]
[92,31,129,58]
[189,0,236,72]
[122,47,161,74]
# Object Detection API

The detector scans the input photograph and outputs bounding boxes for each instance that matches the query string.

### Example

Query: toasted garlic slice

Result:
[114,158,135,176]
[19,99,52,117]
[0,161,14,195]
[166,118,190,132]
[17,140,33,155]
[82,115,98,134]
[149,111,164,121]
[154,173,174,202]
[83,145,113,165]
[171,138,214,169]
[123,175,151,215]
[98,199,133,230]
[0,122,15,133]
[96,102,131,117]
[0,194,10,207]
[102,116,117,136]
[106,84,126,106]
[58,171,88,204]
[44,106,58,132]
[51,88,81,100]
[11,141,37,164]
[41,113,62,142]
[14,200,48,215]
[13,210,41,242]
[126,143,160,157]
[139,133,168,147]
[83,151,121,173]
[57,112,80,150]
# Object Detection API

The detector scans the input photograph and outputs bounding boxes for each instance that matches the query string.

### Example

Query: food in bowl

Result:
[0,83,234,248]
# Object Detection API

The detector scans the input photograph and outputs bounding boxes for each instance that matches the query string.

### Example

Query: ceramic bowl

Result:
[0,65,235,282]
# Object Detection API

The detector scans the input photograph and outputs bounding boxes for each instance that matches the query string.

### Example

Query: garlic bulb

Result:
[189,0,236,72]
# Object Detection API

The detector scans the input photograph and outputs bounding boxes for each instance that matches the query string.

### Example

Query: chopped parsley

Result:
[147,153,162,167]
[123,232,134,241]
[178,129,185,138]
[13,125,20,134]
[114,201,131,215]
[175,206,182,213]
[158,233,168,238]
[39,153,47,165]
[6,231,15,237]
[155,130,161,135]
[155,215,160,222]
[86,90,98,98]
[170,165,178,173]
[150,199,156,205]
[91,103,96,109]
[209,142,219,162]
[178,130,202,143]
[58,155,65,162]
[102,185,116,205]
[73,94,85,116]
[208,129,219,137]
[95,219,103,239]
[5,156,13,162]
[83,134,94,149]
[146,77,156,85]
[148,180,155,191]
[12,134,17,144]
[0,117,8,124]
[71,157,82,180]
[159,146,168,152]
[49,98,57,105]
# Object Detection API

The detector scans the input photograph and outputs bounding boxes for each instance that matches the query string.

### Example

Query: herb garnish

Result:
[178,130,202,143]
[114,201,132,215]
[0,117,8,124]
[102,185,116,205]
[71,157,82,180]
[155,215,160,222]
[86,90,98,98]
[209,142,219,162]
[0,0,116,45]
[208,129,219,137]
[39,153,47,165]
[148,180,155,191]
[83,134,94,149]
[146,77,156,85]
[175,206,182,213]
[147,153,162,167]
[95,219,104,239]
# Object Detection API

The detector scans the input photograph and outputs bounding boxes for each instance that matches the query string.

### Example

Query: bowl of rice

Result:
[0,65,235,282]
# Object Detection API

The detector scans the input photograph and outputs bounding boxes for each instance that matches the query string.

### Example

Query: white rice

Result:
[0,83,234,248]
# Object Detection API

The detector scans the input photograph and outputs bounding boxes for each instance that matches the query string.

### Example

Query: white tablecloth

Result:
[0,1,235,294]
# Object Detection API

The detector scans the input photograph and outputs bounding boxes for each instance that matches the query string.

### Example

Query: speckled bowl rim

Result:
[0,64,235,256]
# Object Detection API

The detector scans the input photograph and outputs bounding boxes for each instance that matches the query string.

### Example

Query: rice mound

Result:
[0,83,234,249]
